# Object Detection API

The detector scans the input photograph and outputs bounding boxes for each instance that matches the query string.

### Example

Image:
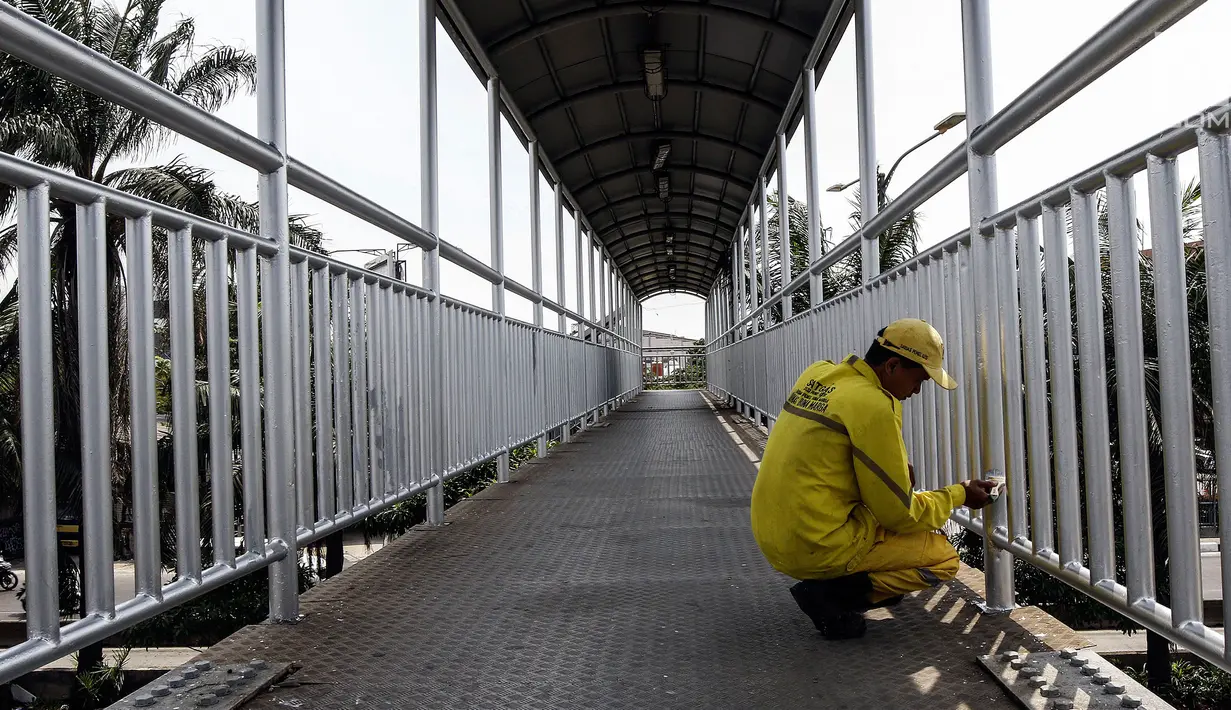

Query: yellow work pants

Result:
[848,529,959,604]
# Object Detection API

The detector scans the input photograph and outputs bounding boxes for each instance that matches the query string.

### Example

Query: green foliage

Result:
[1122,659,1231,709]
[362,441,546,542]
[122,564,315,648]
[73,647,130,710]
[0,0,323,511]
[760,171,922,325]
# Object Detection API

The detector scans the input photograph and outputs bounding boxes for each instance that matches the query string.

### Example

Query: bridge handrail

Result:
[0,1,643,683]
[706,0,1231,675]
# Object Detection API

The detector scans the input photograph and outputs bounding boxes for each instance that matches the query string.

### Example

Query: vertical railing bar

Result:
[1105,173,1155,603]
[995,225,1029,544]
[396,291,409,492]
[448,303,455,466]
[76,199,115,616]
[313,268,336,520]
[956,246,979,484]
[366,281,380,500]
[206,236,235,567]
[1196,130,1231,659]
[1042,202,1083,568]
[1070,187,1116,586]
[127,214,160,599]
[333,273,353,514]
[18,183,59,642]
[1017,213,1053,554]
[292,259,313,531]
[237,249,265,555]
[1147,153,1203,627]
[350,277,370,507]
[930,258,953,490]
[374,283,387,494]
[169,226,202,581]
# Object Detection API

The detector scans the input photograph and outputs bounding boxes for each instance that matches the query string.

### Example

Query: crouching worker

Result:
[750,319,996,640]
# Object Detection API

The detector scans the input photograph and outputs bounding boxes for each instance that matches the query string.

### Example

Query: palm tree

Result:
[758,173,922,324]
[0,0,323,515]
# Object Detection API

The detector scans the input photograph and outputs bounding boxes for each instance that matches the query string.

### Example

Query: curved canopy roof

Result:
[445,0,843,298]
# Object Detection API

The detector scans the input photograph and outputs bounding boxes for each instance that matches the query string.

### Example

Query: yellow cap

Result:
[875,318,958,391]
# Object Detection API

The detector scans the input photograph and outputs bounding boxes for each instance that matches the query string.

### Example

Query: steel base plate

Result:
[979,649,1173,710]
[105,660,291,710]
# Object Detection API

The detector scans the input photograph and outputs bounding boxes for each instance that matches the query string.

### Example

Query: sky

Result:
[146,0,1231,341]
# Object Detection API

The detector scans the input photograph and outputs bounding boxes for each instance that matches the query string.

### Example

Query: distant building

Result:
[642,330,697,355]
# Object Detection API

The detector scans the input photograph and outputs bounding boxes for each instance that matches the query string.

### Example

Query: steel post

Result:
[421,0,445,524]
[256,0,299,621]
[961,0,1013,612]
[803,68,824,304]
[489,76,511,483]
[854,0,879,282]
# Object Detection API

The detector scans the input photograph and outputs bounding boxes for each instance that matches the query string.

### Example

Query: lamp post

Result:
[328,244,418,280]
[827,112,966,200]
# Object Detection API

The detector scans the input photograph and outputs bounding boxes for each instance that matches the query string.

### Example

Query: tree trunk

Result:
[1145,630,1170,691]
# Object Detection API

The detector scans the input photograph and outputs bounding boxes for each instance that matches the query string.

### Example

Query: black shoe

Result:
[866,594,904,610]
[790,581,829,632]
[820,611,867,640]
[789,580,869,640]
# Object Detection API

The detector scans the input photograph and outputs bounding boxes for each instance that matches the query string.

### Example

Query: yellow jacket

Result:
[750,355,966,580]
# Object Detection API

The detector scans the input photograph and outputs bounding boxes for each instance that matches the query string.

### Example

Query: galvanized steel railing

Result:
[641,347,706,390]
[0,0,640,683]
[707,0,1231,673]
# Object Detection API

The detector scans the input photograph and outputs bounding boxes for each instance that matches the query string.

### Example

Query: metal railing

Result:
[707,0,1231,674]
[641,347,706,390]
[0,0,641,683]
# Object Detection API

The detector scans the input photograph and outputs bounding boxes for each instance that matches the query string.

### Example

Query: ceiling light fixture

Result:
[656,172,671,203]
[664,232,674,244]
[642,47,667,101]
[653,143,671,170]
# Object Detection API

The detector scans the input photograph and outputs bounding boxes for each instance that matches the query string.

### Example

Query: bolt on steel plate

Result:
[104,659,292,710]
[979,649,1174,710]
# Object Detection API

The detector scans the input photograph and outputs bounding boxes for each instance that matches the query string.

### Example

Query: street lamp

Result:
[826,111,966,196]
[327,244,418,280]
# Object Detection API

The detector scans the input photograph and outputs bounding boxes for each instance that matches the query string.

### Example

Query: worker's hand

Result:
[960,479,998,510]
[908,463,916,488]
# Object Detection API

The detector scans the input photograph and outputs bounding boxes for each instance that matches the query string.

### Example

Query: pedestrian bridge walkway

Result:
[203,391,1084,709]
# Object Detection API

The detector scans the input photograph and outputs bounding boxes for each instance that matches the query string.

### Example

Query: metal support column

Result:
[803,67,824,304]
[759,175,770,322]
[529,146,547,456]
[746,215,758,322]
[962,0,1013,612]
[587,232,597,424]
[256,0,298,620]
[777,134,792,321]
[420,0,445,524]
[555,184,570,442]
[488,76,511,484]
[733,236,744,336]
[855,0,879,282]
